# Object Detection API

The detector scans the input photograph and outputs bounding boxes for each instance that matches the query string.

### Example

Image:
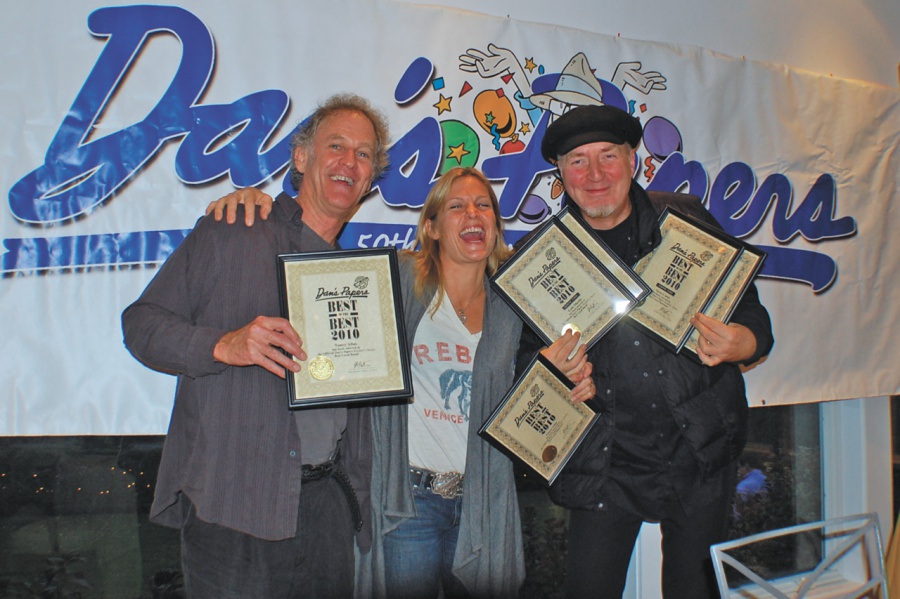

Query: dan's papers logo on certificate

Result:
[514,386,557,436]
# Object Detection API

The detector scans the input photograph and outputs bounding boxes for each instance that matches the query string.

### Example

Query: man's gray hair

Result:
[289,94,390,191]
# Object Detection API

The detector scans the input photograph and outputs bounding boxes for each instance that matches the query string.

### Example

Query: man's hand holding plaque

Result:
[628,208,767,356]
[681,239,767,361]
[277,247,412,408]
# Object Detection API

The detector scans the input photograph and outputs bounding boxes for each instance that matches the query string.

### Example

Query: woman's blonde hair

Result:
[406,167,510,312]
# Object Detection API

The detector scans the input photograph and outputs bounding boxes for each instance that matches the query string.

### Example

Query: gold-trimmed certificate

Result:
[491,217,636,350]
[277,248,411,408]
[557,205,651,303]
[629,208,742,353]
[682,239,767,360]
[479,354,598,484]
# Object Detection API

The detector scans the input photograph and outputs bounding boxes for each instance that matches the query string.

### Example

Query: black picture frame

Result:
[277,247,412,408]
[479,353,599,485]
[491,216,637,351]
[628,207,743,353]
[557,205,651,304]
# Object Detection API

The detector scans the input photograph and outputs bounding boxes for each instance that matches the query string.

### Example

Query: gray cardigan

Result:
[358,252,525,598]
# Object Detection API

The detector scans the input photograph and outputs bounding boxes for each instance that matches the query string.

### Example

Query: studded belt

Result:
[409,467,464,499]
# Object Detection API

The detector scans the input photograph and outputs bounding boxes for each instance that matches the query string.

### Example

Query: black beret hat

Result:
[541,105,643,163]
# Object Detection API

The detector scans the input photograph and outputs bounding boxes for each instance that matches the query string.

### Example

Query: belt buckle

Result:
[429,471,463,499]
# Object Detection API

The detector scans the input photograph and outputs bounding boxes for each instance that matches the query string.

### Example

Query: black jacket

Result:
[516,183,774,512]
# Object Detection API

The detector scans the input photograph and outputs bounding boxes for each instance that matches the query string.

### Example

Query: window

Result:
[0,437,180,598]
[0,405,826,597]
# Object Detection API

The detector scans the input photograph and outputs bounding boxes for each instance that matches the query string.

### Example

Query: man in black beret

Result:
[516,104,774,598]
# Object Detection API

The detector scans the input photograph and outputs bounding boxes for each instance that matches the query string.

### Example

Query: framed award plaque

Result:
[557,205,651,303]
[479,353,599,484]
[277,247,412,408]
[628,208,743,353]
[490,217,636,350]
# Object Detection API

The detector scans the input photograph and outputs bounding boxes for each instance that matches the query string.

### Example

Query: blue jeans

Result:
[383,487,469,598]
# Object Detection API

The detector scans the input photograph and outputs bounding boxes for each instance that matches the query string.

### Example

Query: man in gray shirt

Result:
[122,94,390,598]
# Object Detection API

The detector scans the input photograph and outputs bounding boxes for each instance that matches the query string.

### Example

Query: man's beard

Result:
[582,204,620,220]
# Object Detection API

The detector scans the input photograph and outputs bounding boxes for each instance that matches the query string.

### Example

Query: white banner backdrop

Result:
[1,1,898,435]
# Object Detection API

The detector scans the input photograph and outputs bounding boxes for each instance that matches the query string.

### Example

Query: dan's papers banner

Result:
[2,1,898,434]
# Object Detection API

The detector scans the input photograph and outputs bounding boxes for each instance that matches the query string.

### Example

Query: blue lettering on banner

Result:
[3,5,857,293]
[648,154,856,292]
[8,6,293,224]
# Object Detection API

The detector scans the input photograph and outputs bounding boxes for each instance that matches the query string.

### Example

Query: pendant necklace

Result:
[454,287,484,324]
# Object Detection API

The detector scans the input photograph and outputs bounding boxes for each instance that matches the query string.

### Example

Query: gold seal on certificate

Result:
[479,354,599,484]
[491,217,637,351]
[629,208,744,353]
[277,248,412,409]
[308,356,335,381]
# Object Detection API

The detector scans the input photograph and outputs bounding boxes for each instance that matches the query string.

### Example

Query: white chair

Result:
[710,513,889,598]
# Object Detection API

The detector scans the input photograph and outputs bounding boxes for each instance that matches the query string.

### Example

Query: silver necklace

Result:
[454,288,484,324]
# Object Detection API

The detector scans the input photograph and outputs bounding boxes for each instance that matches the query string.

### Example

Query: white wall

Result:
[409,0,900,88]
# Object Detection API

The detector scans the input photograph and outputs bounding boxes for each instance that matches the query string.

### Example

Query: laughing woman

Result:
[210,167,593,598]
[371,167,525,598]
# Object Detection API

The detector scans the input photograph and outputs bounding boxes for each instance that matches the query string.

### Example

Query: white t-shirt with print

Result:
[407,294,481,474]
